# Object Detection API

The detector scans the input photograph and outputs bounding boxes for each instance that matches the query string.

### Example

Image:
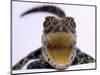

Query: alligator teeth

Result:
[42,32,76,70]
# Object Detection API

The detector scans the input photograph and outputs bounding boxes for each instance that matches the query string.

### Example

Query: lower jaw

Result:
[42,47,76,70]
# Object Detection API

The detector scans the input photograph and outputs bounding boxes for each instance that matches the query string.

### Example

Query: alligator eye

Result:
[70,19,76,30]
[44,25,54,33]
[43,20,50,27]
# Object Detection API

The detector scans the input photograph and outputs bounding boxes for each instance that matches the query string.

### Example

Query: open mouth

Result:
[42,32,76,70]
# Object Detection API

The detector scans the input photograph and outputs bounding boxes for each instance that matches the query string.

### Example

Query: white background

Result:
[0,0,99,75]
[12,1,95,66]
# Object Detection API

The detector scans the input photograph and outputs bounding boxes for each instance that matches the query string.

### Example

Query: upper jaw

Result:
[42,32,76,48]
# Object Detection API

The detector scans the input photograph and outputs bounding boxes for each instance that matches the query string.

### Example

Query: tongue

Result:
[46,47,73,64]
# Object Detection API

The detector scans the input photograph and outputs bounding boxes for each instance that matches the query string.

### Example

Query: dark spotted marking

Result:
[12,47,42,70]
[26,48,95,69]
